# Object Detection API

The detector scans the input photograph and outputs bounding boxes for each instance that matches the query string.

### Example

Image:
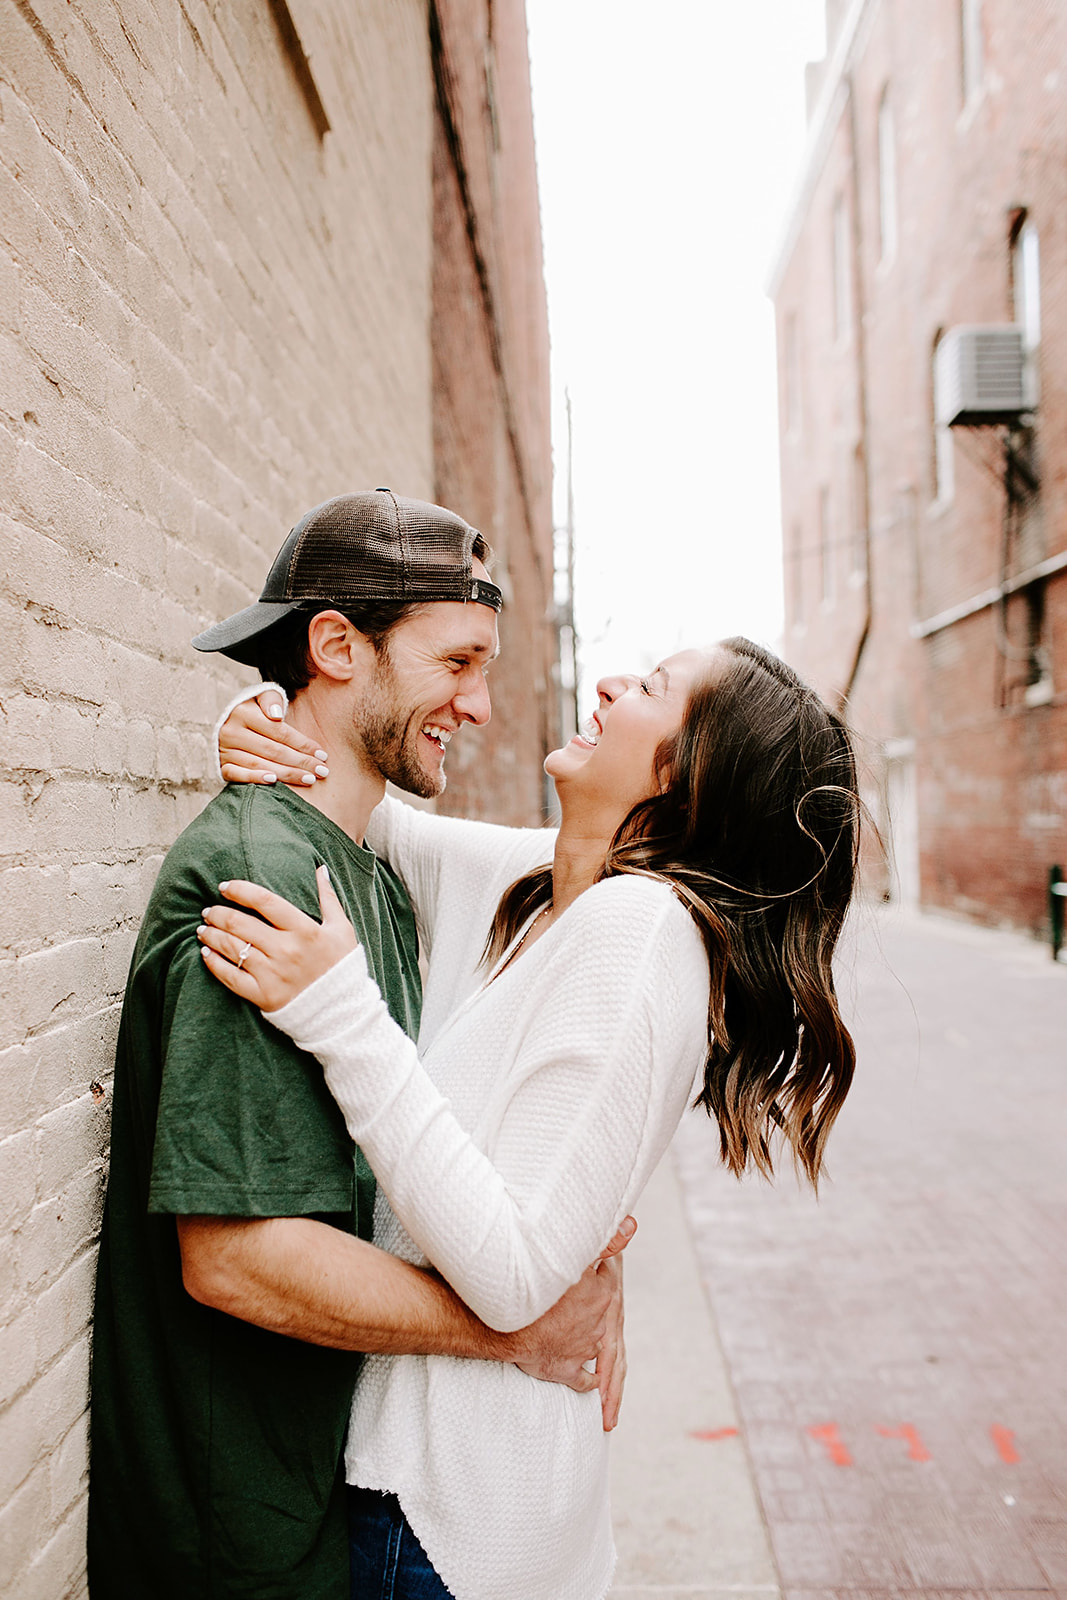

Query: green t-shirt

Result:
[88,785,421,1600]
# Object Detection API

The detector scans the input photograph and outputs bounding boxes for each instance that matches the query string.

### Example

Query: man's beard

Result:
[356,654,445,800]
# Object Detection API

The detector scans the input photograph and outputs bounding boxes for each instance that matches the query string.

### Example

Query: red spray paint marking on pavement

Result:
[807,1423,853,1466]
[877,1423,931,1461]
[991,1425,1020,1464]
[688,1427,739,1441]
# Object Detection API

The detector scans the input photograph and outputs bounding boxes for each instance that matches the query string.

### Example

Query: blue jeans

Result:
[348,1486,454,1599]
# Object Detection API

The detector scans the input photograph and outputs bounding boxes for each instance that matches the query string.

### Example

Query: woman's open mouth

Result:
[572,714,601,750]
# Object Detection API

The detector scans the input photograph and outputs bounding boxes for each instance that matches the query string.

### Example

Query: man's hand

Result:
[595,1252,627,1432]
[506,1216,636,1404]
[507,1263,609,1393]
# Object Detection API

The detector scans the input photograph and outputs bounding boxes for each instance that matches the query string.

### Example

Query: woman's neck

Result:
[550,820,615,915]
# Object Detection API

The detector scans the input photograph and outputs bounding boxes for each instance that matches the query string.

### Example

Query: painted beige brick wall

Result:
[0,2,435,1593]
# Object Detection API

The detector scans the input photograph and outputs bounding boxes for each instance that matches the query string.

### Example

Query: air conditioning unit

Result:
[934,325,1034,427]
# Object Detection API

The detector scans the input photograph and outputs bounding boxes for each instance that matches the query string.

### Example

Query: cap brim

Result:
[191,600,302,661]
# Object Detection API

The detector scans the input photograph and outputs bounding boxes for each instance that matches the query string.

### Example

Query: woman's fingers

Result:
[220,727,327,786]
[199,942,266,1006]
[199,902,284,956]
[220,762,278,786]
[218,698,329,787]
[316,864,350,927]
[247,717,328,763]
[221,758,315,788]
[234,698,325,759]
[256,689,287,721]
[197,920,264,969]
[199,872,359,1013]
[216,879,318,933]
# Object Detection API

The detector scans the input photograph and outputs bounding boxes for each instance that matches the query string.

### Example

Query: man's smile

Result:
[421,723,455,752]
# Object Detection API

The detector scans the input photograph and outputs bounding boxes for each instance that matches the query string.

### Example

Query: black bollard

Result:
[1051,865,1065,962]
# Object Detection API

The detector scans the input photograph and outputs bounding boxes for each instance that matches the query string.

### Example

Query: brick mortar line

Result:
[6,267,279,512]
[202,3,440,361]
[1,758,214,782]
[3,28,433,451]
[5,13,299,331]
[0,122,379,488]
[1,592,266,678]
[5,1483,91,1593]
[3,771,212,793]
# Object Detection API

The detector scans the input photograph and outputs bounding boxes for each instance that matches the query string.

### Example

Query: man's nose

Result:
[454,672,492,726]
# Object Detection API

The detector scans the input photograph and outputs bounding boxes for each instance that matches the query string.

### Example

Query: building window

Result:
[960,0,983,105]
[877,89,898,265]
[832,193,851,343]
[1012,219,1041,351]
[932,331,955,504]
[783,311,801,436]
[1022,583,1053,705]
[818,486,834,605]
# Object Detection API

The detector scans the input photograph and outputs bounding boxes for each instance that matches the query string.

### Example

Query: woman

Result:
[199,637,859,1600]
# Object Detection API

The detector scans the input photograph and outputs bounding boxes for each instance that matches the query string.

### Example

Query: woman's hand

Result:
[198,865,358,1012]
[220,690,331,788]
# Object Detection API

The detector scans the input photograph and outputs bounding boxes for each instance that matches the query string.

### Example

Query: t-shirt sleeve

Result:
[147,807,356,1218]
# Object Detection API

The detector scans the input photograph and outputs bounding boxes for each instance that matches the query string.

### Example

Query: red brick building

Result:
[431,0,557,823]
[0,2,553,1587]
[772,0,1067,934]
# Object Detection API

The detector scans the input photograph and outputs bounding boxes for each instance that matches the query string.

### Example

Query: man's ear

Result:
[306,611,377,683]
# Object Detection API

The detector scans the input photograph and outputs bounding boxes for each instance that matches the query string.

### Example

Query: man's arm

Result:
[177,1214,611,1391]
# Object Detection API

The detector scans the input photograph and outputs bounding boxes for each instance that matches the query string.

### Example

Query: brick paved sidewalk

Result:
[672,904,1067,1600]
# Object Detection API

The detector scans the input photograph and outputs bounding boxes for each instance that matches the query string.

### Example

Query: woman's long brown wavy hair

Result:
[484,638,859,1189]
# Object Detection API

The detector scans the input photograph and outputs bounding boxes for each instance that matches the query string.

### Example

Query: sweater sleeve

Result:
[365,797,555,956]
[264,879,709,1331]
[210,681,289,785]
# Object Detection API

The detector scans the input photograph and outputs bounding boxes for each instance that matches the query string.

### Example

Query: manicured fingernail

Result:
[196,925,206,936]
[260,772,277,784]
[267,705,284,720]
[218,882,229,892]
[320,864,331,881]
[301,773,316,785]
[315,765,329,778]
[315,749,329,761]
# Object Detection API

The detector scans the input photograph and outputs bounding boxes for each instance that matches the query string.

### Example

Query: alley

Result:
[613,905,1067,1597]
[678,904,1067,1594]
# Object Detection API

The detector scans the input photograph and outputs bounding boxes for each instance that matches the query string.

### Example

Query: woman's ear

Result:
[305,611,376,683]
[654,735,679,796]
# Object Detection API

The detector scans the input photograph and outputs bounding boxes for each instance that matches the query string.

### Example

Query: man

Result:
[89,491,621,1599]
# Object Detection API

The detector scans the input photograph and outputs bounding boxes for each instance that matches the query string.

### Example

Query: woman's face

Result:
[545,646,727,819]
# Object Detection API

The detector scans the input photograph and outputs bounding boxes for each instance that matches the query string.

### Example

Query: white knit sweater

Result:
[266,797,711,1600]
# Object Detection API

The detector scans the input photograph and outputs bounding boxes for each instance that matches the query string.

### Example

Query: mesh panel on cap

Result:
[394,497,474,600]
[285,492,474,603]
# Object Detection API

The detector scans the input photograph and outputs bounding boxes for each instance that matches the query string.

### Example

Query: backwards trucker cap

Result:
[191,488,501,665]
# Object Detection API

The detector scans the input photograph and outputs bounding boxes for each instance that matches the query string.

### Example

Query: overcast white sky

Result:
[526,0,827,704]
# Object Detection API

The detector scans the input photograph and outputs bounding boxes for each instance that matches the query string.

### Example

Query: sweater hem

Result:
[346,1458,616,1600]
